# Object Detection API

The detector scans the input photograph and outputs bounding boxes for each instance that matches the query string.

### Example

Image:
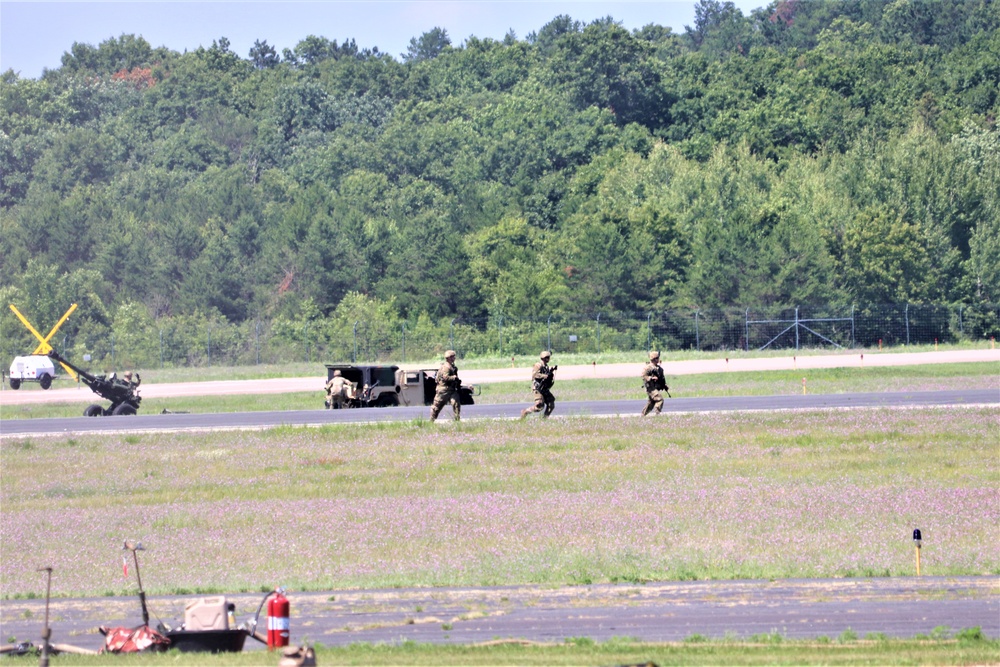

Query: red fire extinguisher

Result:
[267,590,290,649]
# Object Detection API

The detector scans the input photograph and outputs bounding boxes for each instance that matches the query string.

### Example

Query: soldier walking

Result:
[641,350,668,416]
[325,369,350,409]
[521,350,557,419]
[430,350,462,421]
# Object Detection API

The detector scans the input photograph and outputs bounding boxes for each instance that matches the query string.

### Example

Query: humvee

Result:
[323,364,477,409]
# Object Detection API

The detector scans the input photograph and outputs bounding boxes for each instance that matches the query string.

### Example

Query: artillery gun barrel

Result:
[46,349,101,386]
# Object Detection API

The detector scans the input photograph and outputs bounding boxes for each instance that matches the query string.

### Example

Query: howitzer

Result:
[47,350,141,417]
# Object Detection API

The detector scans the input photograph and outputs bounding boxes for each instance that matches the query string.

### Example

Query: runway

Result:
[1,577,996,653]
[2,388,997,437]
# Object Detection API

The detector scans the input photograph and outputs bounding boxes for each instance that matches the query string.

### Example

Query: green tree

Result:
[403,27,452,63]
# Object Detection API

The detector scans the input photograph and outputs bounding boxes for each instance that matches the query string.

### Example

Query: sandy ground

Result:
[1,349,997,407]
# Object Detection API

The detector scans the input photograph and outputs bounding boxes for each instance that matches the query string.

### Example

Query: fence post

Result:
[450,318,457,352]
[498,316,503,356]
[959,305,964,336]
[547,315,552,352]
[402,322,406,363]
[159,329,163,369]
[255,321,261,365]
[111,334,115,365]
[353,321,358,363]
[795,306,800,351]
[647,313,652,352]
[207,327,211,366]
[745,308,750,352]
[304,322,310,362]
[851,305,856,348]
[905,303,910,346]
[596,313,602,354]
[695,309,700,351]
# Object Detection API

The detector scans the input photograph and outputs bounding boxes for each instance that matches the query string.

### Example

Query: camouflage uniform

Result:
[521,351,556,418]
[325,371,350,409]
[430,351,461,421]
[641,351,667,416]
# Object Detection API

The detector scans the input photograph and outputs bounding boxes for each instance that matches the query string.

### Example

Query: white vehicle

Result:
[8,354,57,390]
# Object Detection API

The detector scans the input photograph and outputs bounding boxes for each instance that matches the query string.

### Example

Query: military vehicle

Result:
[48,350,142,416]
[323,364,477,409]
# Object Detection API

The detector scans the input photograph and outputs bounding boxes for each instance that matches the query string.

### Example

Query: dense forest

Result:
[1,0,998,364]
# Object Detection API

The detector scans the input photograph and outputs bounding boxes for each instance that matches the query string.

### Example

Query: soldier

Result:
[521,350,557,419]
[123,371,140,388]
[429,350,462,421]
[325,370,350,409]
[641,350,668,416]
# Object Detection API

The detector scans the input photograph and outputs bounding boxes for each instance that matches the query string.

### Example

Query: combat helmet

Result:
[649,350,660,361]
[444,350,457,360]
[540,350,551,360]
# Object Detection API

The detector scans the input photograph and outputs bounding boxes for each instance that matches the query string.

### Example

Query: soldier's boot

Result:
[641,405,652,417]
[429,407,440,422]
[520,408,530,419]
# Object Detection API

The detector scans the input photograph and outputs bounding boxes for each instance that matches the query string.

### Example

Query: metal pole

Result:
[353,321,358,363]
[304,323,309,362]
[745,308,750,352]
[905,303,910,345]
[596,313,601,354]
[959,305,963,336]
[647,313,652,352]
[498,316,503,356]
[111,334,115,365]
[450,318,456,351]
[38,566,52,667]
[695,309,700,351]
[547,315,552,352]
[851,305,855,348]
[256,321,261,365]
[159,329,163,369]
[207,327,211,366]
[795,306,800,351]
[402,323,406,363]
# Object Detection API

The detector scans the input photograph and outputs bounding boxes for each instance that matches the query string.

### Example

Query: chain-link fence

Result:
[2,303,997,371]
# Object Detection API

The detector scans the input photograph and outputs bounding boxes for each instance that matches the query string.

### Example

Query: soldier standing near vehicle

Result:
[641,350,668,416]
[521,350,557,419]
[429,350,462,421]
[325,370,350,409]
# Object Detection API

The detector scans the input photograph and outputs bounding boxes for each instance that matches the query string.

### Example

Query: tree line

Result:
[1,0,998,364]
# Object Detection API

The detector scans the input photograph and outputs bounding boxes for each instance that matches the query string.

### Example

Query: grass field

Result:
[2,406,996,598]
[2,360,997,665]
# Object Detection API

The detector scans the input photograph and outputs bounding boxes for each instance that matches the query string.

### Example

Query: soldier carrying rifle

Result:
[641,350,669,416]
[430,350,462,421]
[521,350,557,419]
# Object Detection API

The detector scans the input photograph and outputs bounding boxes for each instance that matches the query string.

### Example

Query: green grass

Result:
[5,635,999,666]
[3,362,996,420]
[2,407,996,598]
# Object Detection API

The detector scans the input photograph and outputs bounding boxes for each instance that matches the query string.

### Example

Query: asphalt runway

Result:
[2,389,997,437]
[2,577,997,653]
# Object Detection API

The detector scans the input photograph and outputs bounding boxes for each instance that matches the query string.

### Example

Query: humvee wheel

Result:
[112,404,137,416]
[8,378,20,390]
[39,373,52,390]
[375,393,399,407]
[83,404,104,417]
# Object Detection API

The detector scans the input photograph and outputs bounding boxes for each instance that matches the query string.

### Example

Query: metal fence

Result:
[3,303,998,371]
